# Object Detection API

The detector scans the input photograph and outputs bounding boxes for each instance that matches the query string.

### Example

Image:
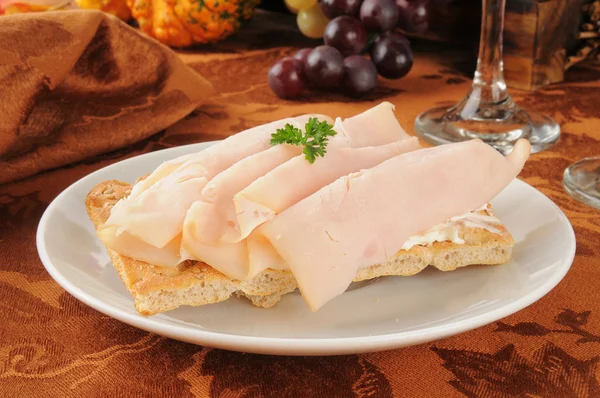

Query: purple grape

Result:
[292,48,313,77]
[359,0,398,32]
[292,48,313,64]
[371,35,413,79]
[268,57,306,98]
[323,16,368,56]
[320,0,363,19]
[305,45,345,89]
[395,0,430,33]
[375,31,411,47]
[343,55,378,96]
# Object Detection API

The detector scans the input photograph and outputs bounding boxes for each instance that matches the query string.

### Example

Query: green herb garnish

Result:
[270,118,337,164]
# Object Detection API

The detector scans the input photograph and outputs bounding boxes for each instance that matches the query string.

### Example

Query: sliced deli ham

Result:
[197,139,423,280]
[98,114,329,266]
[184,102,412,247]
[178,103,412,275]
[183,145,303,247]
[258,139,531,311]
[99,103,432,278]
[130,115,331,197]
[331,101,410,148]
[180,145,302,279]
[102,163,208,249]
[233,138,421,243]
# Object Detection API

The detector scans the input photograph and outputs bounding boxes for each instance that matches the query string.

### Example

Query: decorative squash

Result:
[75,0,132,21]
[127,0,261,47]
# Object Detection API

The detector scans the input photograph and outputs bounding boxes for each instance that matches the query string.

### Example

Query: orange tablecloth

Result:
[2,12,600,397]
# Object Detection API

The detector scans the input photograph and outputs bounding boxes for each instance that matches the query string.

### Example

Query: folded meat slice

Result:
[258,139,531,311]
[184,145,302,245]
[128,153,198,199]
[97,229,183,268]
[129,101,402,198]
[182,239,249,281]
[130,115,331,197]
[330,101,411,148]
[101,163,208,249]
[247,233,287,276]
[100,102,411,270]
[179,103,412,276]
[184,140,421,279]
[180,145,302,279]
[233,138,421,244]
[98,114,328,266]
[187,103,413,247]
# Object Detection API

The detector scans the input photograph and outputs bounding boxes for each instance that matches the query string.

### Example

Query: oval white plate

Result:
[37,141,576,356]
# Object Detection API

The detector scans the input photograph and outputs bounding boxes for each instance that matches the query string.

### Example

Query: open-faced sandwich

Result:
[85,102,530,315]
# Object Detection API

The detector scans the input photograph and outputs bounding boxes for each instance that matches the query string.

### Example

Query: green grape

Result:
[297,4,330,39]
[286,0,317,11]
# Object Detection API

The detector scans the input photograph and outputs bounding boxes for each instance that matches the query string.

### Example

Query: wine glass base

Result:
[563,157,600,210]
[414,99,561,155]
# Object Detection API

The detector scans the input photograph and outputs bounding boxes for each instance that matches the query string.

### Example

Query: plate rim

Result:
[36,142,577,356]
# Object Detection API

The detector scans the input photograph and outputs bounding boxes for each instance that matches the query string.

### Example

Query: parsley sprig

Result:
[270,118,337,164]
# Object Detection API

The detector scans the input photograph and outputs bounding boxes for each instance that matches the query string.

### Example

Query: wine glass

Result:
[413,0,561,155]
[563,157,600,209]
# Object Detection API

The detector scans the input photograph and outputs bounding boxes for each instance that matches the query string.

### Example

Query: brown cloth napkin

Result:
[0,10,214,184]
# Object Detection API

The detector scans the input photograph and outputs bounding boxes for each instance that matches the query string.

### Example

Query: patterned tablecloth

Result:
[2,12,600,398]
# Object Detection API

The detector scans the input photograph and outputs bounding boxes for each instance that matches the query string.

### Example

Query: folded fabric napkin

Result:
[0,9,214,184]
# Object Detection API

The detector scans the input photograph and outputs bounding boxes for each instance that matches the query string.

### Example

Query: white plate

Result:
[37,141,576,356]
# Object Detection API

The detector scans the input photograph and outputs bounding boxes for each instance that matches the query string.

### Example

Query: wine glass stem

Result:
[472,0,508,105]
[413,0,560,153]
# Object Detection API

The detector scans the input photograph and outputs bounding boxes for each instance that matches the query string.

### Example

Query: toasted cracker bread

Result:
[86,180,514,315]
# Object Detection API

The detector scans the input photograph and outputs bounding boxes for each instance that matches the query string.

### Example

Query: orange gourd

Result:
[127,0,261,47]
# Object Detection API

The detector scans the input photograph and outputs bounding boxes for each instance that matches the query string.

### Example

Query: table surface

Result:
[2,12,600,398]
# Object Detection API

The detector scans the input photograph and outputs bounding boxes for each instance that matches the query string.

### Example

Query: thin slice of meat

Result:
[98,114,328,265]
[234,138,421,243]
[258,139,531,311]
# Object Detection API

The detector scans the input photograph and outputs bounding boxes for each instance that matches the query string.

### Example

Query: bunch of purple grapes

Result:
[269,0,429,98]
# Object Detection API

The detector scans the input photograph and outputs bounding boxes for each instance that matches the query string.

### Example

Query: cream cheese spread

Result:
[400,204,501,251]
